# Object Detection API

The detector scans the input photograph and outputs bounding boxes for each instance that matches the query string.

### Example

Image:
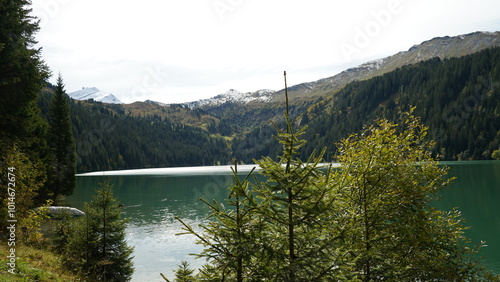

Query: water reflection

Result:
[67,173,235,281]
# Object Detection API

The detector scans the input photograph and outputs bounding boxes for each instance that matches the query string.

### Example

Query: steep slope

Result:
[231,47,500,163]
[121,101,221,131]
[303,48,500,162]
[177,31,500,137]
[363,31,500,77]
[122,32,500,130]
[277,31,500,102]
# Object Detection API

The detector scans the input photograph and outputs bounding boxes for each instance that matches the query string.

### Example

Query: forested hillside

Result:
[233,47,500,162]
[39,90,232,173]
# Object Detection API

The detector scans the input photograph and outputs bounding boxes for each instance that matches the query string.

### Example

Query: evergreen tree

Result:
[173,260,195,282]
[0,0,50,143]
[161,260,195,282]
[0,0,50,228]
[43,73,76,200]
[65,182,134,281]
[247,72,342,280]
[178,163,262,281]
[179,72,346,281]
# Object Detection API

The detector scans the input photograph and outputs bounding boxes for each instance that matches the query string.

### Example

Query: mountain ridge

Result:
[113,31,500,142]
[181,89,274,109]
[144,31,500,108]
[231,46,500,163]
[72,31,500,109]
[272,31,500,102]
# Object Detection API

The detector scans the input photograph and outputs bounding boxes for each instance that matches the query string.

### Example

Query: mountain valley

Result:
[41,31,500,172]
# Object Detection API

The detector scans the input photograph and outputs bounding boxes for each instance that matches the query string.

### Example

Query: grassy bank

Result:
[0,243,77,281]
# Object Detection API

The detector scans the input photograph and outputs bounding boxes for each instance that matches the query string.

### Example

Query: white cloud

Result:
[32,0,500,104]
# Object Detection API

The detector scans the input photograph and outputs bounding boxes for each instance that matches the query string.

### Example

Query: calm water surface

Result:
[66,162,500,281]
[434,161,500,275]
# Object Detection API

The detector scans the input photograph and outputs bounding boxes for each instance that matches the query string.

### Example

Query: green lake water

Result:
[66,161,500,281]
[433,161,500,275]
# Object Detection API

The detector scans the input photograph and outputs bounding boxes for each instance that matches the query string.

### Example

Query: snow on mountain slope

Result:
[68,87,123,104]
[182,89,274,109]
[280,31,500,100]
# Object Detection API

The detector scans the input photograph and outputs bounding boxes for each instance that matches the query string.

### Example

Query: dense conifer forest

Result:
[303,47,500,161]
[233,47,500,163]
[38,89,233,173]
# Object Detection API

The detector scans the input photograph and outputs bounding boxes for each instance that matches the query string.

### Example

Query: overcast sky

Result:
[31,0,500,104]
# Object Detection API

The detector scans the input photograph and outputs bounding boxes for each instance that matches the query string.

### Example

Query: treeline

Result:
[232,47,500,162]
[39,89,232,173]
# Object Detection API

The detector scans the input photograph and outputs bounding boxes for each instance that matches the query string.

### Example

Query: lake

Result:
[67,161,500,281]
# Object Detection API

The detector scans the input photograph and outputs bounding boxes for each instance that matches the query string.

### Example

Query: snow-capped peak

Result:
[68,87,123,104]
[182,89,274,109]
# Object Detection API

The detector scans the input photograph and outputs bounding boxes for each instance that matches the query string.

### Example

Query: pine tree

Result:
[0,0,50,143]
[248,72,342,280]
[178,162,261,281]
[0,0,50,228]
[173,260,195,282]
[160,260,195,282]
[66,182,134,281]
[176,73,497,281]
[178,72,345,281]
[44,73,76,200]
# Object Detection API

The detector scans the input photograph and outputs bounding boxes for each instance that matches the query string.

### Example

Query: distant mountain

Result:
[69,87,123,104]
[181,89,274,109]
[124,32,500,109]
[273,31,500,102]
[117,31,500,128]
[353,31,500,78]
[232,46,500,163]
